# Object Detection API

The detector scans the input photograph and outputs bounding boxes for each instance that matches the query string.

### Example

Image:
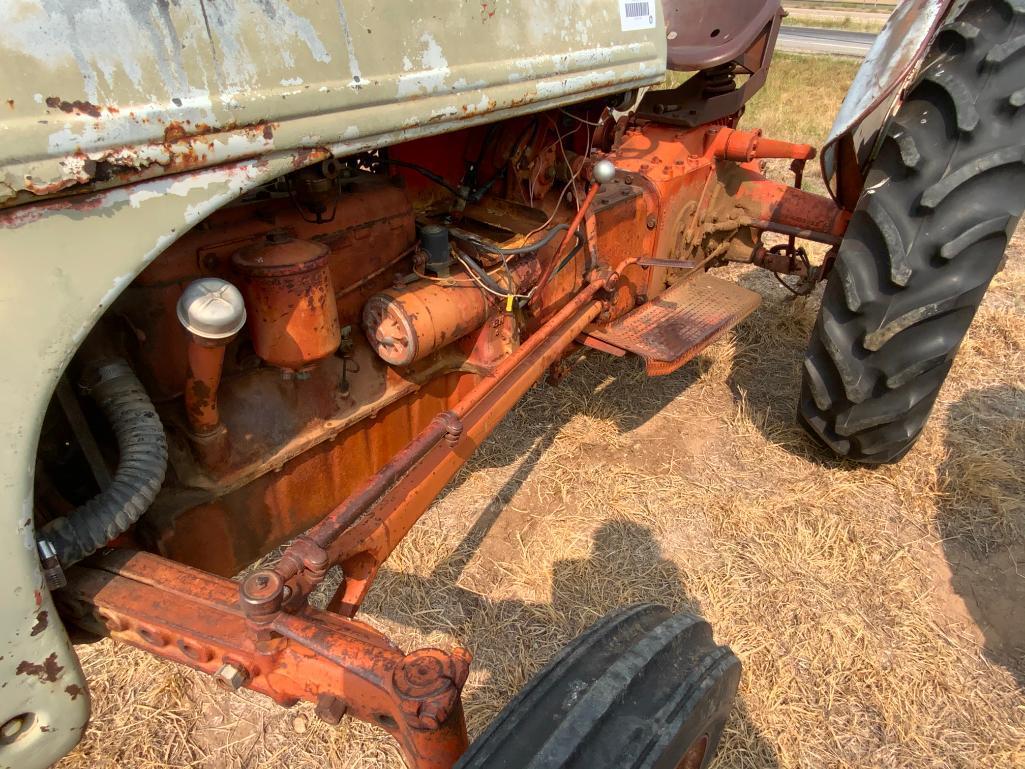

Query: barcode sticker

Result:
[619,0,655,31]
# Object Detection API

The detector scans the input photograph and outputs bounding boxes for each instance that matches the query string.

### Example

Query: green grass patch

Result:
[743,52,861,145]
[743,53,861,193]
[783,14,886,33]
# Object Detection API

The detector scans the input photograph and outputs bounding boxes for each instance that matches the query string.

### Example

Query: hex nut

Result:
[315,693,348,725]
[215,662,249,691]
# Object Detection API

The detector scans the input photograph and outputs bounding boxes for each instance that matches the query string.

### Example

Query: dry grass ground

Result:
[59,55,1025,769]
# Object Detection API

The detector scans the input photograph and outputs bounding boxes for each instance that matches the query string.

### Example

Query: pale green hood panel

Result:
[0,150,317,768]
[0,0,666,205]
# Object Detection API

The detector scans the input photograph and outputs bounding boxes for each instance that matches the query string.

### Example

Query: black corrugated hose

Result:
[41,358,168,567]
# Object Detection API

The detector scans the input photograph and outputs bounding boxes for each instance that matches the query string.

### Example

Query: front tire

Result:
[800,0,1025,464]
[455,604,740,769]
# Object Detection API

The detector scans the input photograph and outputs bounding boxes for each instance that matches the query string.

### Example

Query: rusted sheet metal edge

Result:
[1,60,662,208]
[820,0,952,203]
[0,138,345,769]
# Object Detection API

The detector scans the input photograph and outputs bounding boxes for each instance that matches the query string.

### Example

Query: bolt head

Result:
[215,662,249,691]
[240,569,285,617]
[315,694,348,725]
[591,159,616,185]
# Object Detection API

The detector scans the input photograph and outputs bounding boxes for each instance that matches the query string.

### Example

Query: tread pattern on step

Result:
[589,273,761,376]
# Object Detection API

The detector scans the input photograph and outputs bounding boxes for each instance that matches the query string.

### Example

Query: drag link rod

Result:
[749,219,842,246]
[266,274,612,608]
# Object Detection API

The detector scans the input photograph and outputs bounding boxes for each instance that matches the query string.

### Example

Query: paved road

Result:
[786,7,891,23]
[777,26,876,57]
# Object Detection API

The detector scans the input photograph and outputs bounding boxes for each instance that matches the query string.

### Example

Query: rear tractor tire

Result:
[800,0,1025,464]
[455,604,740,769]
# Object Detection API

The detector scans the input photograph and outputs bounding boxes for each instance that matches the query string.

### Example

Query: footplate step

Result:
[585,273,761,375]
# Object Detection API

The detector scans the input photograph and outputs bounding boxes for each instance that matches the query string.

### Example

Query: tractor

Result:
[1,0,1022,766]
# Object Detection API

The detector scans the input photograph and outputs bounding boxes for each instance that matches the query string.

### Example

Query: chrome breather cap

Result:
[176,278,247,339]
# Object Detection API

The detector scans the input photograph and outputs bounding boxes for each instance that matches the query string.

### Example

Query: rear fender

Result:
[821,0,958,209]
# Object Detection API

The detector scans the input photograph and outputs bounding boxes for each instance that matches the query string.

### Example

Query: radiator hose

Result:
[41,359,168,567]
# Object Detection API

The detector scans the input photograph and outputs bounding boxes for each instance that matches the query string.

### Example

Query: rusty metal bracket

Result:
[636,10,783,127]
[61,550,470,769]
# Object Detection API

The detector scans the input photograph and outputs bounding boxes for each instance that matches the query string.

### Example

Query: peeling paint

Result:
[1,2,665,206]
[64,683,85,700]
[396,33,452,98]
[5,1,325,102]
[30,611,48,637]
[536,69,618,99]
[16,652,64,683]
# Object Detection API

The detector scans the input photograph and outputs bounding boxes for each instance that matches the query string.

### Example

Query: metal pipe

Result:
[308,413,455,550]
[529,184,600,305]
[176,278,246,468]
[183,338,231,467]
[750,219,842,246]
[184,340,227,435]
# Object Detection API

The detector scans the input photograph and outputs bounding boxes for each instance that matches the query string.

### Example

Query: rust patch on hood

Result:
[30,610,48,637]
[0,186,112,229]
[16,120,279,203]
[162,120,216,144]
[16,652,64,682]
[45,96,103,118]
[65,683,85,700]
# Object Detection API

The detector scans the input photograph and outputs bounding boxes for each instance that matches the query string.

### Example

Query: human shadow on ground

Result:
[363,519,779,767]
[422,350,706,571]
[936,385,1025,688]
